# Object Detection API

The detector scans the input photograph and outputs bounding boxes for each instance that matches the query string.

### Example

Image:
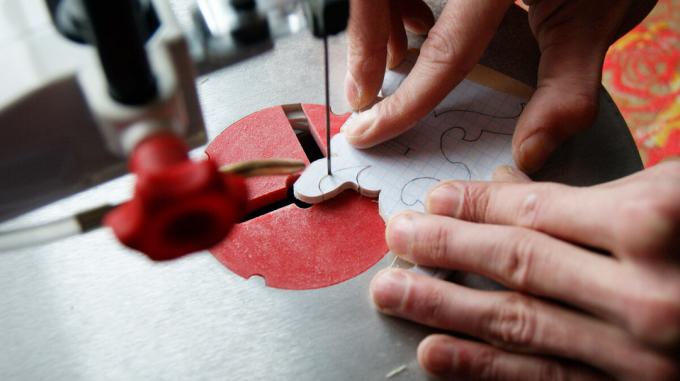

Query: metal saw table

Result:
[0,1,642,380]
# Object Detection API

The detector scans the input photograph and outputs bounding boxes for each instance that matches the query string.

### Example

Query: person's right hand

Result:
[370,159,680,380]
[344,0,657,173]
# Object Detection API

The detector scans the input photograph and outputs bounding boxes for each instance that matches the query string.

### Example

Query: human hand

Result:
[370,160,680,380]
[344,0,657,173]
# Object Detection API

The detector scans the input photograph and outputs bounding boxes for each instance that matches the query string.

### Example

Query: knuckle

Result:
[420,27,474,79]
[537,361,568,381]
[347,40,384,59]
[473,349,503,381]
[375,94,407,121]
[616,188,679,256]
[483,294,539,349]
[459,184,491,222]
[408,285,446,325]
[516,191,541,228]
[420,26,458,65]
[347,41,386,75]
[420,289,446,325]
[500,230,539,290]
[626,291,680,347]
[415,220,451,263]
[514,183,560,229]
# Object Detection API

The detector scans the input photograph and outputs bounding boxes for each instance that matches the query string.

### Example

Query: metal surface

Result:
[0,1,642,380]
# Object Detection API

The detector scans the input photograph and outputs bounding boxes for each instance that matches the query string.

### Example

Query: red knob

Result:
[105,133,247,261]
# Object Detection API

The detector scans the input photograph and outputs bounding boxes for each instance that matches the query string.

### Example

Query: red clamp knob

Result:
[105,133,247,261]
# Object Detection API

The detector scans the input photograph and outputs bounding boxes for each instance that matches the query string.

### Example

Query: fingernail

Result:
[386,50,404,70]
[426,184,462,217]
[411,19,428,33]
[386,212,415,255]
[344,108,377,147]
[518,132,557,173]
[492,165,529,182]
[370,269,408,311]
[419,336,455,374]
[492,165,514,180]
[405,18,430,35]
[345,71,362,110]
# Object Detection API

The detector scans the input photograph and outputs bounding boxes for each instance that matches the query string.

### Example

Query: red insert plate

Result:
[207,105,387,290]
[206,106,308,213]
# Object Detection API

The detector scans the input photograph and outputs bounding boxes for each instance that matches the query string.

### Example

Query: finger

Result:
[512,46,600,173]
[425,175,680,260]
[492,165,532,183]
[426,180,620,253]
[345,0,515,148]
[387,1,408,69]
[370,269,677,380]
[423,178,680,348]
[385,211,629,324]
[417,335,610,381]
[595,158,680,190]
[345,0,391,110]
[513,2,626,173]
[399,0,435,35]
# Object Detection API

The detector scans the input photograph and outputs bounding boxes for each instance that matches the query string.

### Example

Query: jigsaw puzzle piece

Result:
[294,57,527,223]
[293,158,379,203]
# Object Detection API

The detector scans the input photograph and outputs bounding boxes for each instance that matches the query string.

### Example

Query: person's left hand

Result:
[370,160,680,380]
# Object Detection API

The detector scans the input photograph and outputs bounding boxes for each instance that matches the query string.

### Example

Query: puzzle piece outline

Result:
[294,80,526,221]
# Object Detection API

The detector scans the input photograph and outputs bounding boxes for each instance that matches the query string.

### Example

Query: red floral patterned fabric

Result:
[603,0,680,166]
[514,0,679,165]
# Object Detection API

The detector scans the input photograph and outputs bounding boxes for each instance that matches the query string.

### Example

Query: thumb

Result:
[512,34,603,173]
[512,0,637,173]
[346,0,514,148]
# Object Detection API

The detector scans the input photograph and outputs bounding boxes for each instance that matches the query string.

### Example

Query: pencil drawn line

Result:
[400,177,441,207]
[355,165,372,194]
[317,165,371,200]
[441,126,513,144]
[386,140,412,156]
[433,102,525,119]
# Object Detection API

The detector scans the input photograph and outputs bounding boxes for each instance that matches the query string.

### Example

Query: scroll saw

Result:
[0,1,646,380]
[0,0,347,259]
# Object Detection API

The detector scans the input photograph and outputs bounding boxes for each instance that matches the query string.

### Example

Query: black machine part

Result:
[304,0,349,38]
[44,0,350,104]
[45,0,160,45]
[46,0,160,106]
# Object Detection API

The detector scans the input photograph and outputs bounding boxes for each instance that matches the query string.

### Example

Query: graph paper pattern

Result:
[295,63,528,221]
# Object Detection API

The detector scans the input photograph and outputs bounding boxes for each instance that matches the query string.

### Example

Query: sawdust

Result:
[385,364,407,379]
